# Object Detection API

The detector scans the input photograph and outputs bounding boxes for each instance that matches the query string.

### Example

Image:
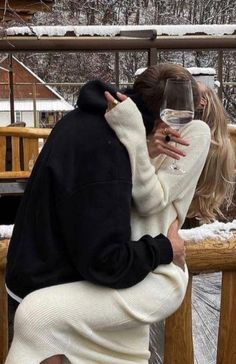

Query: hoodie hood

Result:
[77,79,156,135]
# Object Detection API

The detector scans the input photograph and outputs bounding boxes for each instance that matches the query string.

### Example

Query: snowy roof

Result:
[135,66,217,77]
[12,56,71,102]
[6,24,236,37]
[187,67,216,75]
[0,99,73,111]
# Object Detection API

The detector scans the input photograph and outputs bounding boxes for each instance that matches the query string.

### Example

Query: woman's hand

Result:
[104,91,127,112]
[147,122,190,160]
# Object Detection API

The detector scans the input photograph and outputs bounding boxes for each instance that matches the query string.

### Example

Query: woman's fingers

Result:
[116,92,127,102]
[147,131,189,159]
[156,129,189,146]
[104,91,117,112]
[104,91,127,112]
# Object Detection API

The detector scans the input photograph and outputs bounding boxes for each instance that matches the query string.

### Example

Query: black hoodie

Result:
[6,80,173,299]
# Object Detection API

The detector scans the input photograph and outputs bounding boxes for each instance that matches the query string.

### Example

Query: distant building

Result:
[0,56,73,127]
[187,67,217,89]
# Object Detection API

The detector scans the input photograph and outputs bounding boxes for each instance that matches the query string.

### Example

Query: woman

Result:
[105,81,235,364]
[5,65,233,364]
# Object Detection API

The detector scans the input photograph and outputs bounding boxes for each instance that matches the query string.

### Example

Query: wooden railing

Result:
[1,236,236,364]
[0,127,51,180]
[164,235,236,364]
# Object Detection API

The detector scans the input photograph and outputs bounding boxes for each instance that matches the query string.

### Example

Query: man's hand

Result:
[167,220,186,271]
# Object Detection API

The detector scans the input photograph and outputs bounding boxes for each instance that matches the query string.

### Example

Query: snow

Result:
[0,225,14,239]
[5,24,236,37]
[1,220,236,241]
[180,220,236,242]
[0,99,73,112]
[135,66,217,77]
[187,67,216,75]
[135,67,147,76]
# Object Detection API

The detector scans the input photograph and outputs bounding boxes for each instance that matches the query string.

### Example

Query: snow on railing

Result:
[5,24,236,38]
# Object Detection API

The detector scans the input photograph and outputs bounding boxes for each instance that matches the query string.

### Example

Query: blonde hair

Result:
[187,87,235,222]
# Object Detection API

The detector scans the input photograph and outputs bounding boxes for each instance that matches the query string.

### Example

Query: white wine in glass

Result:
[160,79,194,174]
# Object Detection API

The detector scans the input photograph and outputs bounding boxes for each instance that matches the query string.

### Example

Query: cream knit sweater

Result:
[105,98,211,237]
[5,99,210,364]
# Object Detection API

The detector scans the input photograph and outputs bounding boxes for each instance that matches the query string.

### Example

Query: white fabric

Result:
[6,98,210,364]
[105,98,211,234]
[5,286,22,303]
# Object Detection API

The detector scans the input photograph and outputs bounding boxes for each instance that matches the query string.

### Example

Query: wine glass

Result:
[160,79,194,174]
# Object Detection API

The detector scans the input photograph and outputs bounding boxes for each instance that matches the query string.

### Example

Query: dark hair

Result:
[134,64,200,118]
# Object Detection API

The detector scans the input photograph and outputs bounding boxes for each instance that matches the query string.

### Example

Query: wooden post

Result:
[32,83,38,127]
[0,240,9,364]
[148,48,157,66]
[218,50,223,100]
[164,274,194,364]
[216,271,236,364]
[115,52,120,89]
[8,54,15,124]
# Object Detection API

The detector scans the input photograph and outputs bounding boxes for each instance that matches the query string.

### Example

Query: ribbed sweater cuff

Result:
[155,234,173,264]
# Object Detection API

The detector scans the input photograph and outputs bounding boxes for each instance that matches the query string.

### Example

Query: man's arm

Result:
[56,179,173,289]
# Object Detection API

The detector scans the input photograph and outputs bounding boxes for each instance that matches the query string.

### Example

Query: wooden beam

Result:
[186,236,236,273]
[148,48,157,66]
[0,35,235,52]
[218,50,223,100]
[164,275,194,364]
[9,54,15,124]
[0,0,53,11]
[0,127,51,138]
[217,271,236,364]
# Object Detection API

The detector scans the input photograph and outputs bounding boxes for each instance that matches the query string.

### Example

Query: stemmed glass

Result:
[160,79,194,174]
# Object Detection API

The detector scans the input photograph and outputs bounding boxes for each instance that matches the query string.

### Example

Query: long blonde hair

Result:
[187,87,235,222]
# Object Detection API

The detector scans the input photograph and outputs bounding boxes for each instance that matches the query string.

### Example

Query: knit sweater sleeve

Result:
[105,98,211,216]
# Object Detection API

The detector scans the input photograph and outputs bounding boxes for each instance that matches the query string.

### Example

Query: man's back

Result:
[6,89,132,298]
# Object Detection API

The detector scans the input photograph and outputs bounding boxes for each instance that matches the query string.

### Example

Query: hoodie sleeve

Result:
[58,181,173,288]
[105,98,211,219]
[56,178,173,289]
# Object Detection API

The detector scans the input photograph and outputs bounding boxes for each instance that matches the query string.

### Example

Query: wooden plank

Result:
[25,138,38,171]
[148,47,157,66]
[217,271,236,364]
[229,125,236,160]
[0,136,6,172]
[0,127,51,139]
[0,171,30,179]
[164,274,194,364]
[0,239,9,364]
[11,137,21,171]
[186,237,236,273]
[0,35,236,53]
